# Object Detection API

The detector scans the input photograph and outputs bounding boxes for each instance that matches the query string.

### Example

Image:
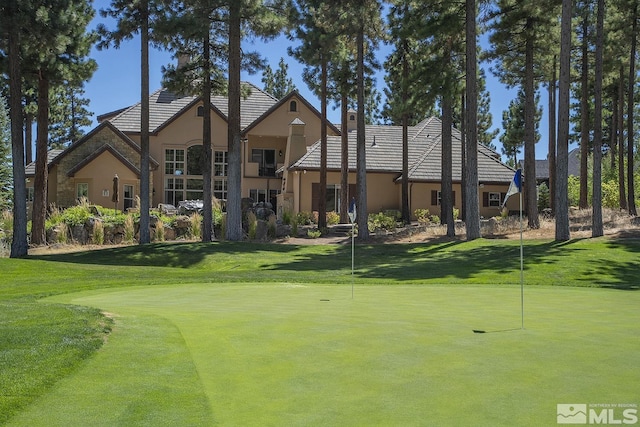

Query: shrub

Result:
[282,210,292,226]
[189,212,202,240]
[154,218,165,242]
[326,211,340,225]
[291,219,298,237]
[368,211,397,232]
[247,211,257,240]
[307,228,321,239]
[452,208,459,221]
[414,208,430,224]
[124,215,135,243]
[1,209,13,245]
[61,204,92,227]
[429,214,440,224]
[56,222,69,244]
[91,220,104,245]
[297,211,315,225]
[267,214,277,238]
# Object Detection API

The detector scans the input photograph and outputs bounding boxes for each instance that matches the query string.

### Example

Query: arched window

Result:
[349,114,356,121]
[197,105,205,117]
[289,100,298,112]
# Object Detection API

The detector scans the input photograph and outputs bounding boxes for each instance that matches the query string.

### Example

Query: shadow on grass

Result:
[27,237,640,289]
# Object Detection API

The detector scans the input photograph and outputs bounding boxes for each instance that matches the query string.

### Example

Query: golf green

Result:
[9,284,639,426]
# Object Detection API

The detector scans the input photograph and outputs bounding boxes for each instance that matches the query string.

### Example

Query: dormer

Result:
[347,108,357,132]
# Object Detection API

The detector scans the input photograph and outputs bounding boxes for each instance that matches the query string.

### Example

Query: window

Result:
[251,148,276,177]
[77,183,89,200]
[124,185,134,210]
[214,150,228,200]
[312,183,357,212]
[165,177,185,206]
[431,190,456,206]
[165,146,209,203]
[488,192,501,207]
[289,100,297,112]
[165,148,185,175]
[250,189,279,210]
[187,145,204,175]
[196,105,204,117]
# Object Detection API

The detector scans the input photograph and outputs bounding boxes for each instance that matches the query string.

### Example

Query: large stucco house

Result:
[26,83,520,221]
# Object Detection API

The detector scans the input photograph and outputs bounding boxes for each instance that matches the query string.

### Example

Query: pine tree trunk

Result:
[524,25,539,229]
[617,66,626,210]
[226,2,243,241]
[318,58,327,229]
[556,0,572,241]
[8,1,28,257]
[31,73,49,246]
[139,1,151,244]
[464,0,481,240]
[626,2,637,216]
[340,96,349,224]
[356,26,368,240]
[202,25,213,242]
[548,55,557,213]
[579,15,589,209]
[401,43,410,225]
[591,0,604,237]
[442,94,454,237]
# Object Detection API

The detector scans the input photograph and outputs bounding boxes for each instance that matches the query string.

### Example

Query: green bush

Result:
[430,214,440,223]
[282,210,292,226]
[307,228,321,239]
[296,211,315,225]
[368,211,397,232]
[414,208,430,224]
[326,211,340,225]
[452,208,459,221]
[61,205,92,227]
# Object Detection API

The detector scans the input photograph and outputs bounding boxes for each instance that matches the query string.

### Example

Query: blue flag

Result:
[502,169,522,208]
[348,198,357,223]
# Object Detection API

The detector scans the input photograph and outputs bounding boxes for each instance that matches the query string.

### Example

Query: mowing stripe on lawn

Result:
[14,284,640,426]
[6,309,212,427]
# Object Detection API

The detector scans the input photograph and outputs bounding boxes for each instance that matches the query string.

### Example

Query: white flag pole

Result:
[519,186,524,329]
[348,198,356,299]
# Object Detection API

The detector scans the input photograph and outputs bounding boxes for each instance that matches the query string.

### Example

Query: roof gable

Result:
[241,90,341,137]
[66,144,142,178]
[108,82,279,134]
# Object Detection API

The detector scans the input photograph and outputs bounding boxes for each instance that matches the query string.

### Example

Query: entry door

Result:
[123,185,134,210]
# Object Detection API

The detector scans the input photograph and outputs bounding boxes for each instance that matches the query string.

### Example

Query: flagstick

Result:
[519,188,524,330]
[351,221,355,299]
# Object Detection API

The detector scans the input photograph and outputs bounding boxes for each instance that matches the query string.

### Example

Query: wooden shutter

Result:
[431,190,438,206]
[482,192,489,207]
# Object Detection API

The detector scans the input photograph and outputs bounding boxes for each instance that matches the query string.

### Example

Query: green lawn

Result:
[1,238,639,426]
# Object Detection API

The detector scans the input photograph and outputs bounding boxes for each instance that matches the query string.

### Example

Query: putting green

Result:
[10,285,640,426]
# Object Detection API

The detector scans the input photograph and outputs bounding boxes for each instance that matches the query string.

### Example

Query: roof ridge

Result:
[408,132,441,175]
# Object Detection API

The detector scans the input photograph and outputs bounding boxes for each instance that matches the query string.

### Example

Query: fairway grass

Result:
[9,284,639,426]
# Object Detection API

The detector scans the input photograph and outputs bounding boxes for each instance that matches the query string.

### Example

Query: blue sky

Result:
[85,0,562,162]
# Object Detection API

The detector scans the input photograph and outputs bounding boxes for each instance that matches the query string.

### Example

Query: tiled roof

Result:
[108,82,278,133]
[291,117,516,184]
[532,147,581,180]
[25,149,64,177]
